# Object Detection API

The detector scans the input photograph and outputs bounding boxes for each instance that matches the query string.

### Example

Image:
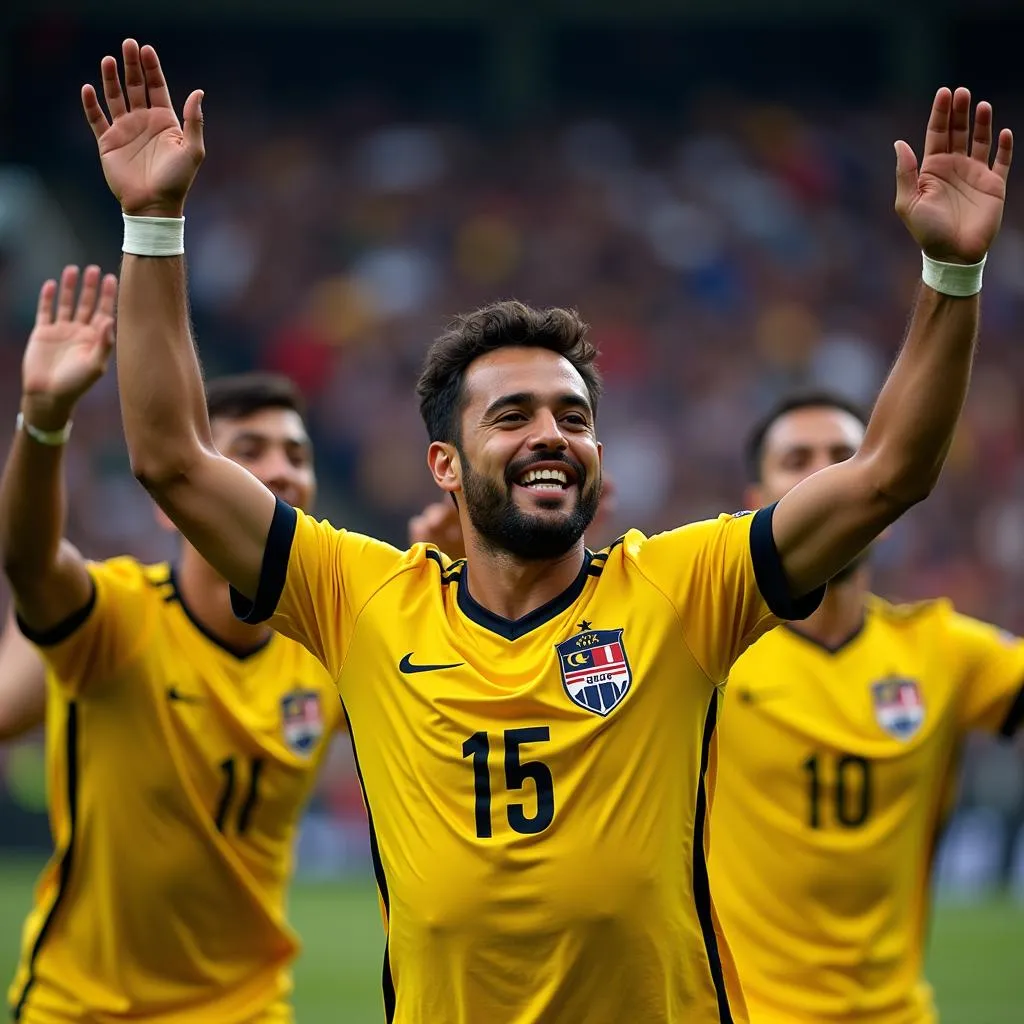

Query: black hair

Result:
[205,372,308,425]
[416,300,602,444]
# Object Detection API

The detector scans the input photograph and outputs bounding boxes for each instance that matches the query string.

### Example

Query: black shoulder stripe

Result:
[749,503,824,621]
[17,583,98,647]
[999,683,1024,738]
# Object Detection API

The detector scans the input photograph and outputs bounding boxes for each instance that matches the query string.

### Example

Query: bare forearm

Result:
[0,411,68,585]
[117,254,213,484]
[861,285,978,504]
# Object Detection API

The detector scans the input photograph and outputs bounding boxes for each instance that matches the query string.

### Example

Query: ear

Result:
[743,483,765,511]
[427,441,461,495]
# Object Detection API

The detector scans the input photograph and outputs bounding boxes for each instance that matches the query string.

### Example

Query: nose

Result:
[258,450,299,495]
[528,410,568,452]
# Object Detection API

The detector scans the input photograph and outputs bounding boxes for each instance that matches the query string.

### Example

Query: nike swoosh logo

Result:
[399,653,465,674]
[167,686,202,704]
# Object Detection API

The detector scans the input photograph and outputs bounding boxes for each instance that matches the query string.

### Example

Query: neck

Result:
[786,566,869,649]
[462,533,587,622]
[176,546,274,653]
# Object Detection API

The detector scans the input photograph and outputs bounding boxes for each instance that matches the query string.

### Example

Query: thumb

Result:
[893,140,919,215]
[183,89,205,159]
[92,314,116,357]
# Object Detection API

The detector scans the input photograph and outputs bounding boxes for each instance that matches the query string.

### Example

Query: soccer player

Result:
[84,38,1011,1023]
[0,265,343,1023]
[709,391,1024,1024]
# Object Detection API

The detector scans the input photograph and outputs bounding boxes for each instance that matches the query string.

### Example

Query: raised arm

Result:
[0,266,115,635]
[772,87,1012,597]
[82,39,275,599]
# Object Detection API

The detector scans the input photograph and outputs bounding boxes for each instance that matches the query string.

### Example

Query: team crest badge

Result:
[871,676,925,740]
[557,628,632,716]
[280,688,324,754]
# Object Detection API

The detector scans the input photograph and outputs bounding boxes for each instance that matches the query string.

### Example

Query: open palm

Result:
[23,266,118,408]
[895,87,1013,263]
[82,39,204,217]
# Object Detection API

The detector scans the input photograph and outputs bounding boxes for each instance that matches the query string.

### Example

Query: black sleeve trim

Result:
[16,580,98,647]
[230,498,298,625]
[749,503,825,622]
[999,683,1024,739]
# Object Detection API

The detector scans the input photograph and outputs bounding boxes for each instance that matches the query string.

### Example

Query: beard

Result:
[459,448,600,561]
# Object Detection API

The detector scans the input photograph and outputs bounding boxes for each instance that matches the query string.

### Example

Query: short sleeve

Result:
[945,609,1024,738]
[17,557,151,696]
[629,504,824,683]
[230,499,406,677]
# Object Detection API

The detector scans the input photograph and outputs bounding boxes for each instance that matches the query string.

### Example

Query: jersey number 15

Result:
[462,727,555,838]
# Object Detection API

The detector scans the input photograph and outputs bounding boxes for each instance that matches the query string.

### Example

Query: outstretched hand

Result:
[82,38,204,217]
[895,87,1013,263]
[22,266,118,425]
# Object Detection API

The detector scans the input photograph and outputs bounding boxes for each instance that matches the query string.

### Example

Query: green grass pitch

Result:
[0,856,1021,1022]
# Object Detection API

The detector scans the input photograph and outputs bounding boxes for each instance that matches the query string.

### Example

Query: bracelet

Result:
[921,252,987,297]
[17,412,72,446]
[122,214,185,257]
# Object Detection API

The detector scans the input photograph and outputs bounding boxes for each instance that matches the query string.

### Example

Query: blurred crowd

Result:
[2,83,1024,875]
[7,91,1024,628]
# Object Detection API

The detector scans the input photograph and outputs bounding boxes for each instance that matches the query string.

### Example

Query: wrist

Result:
[20,395,75,433]
[122,202,185,219]
[123,213,185,257]
[921,251,986,297]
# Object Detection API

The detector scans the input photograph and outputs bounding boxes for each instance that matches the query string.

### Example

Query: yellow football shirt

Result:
[232,499,823,1024]
[712,595,1024,1024]
[8,558,341,1024]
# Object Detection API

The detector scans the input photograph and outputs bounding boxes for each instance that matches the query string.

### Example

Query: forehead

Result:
[763,406,865,457]
[462,347,591,413]
[211,407,309,444]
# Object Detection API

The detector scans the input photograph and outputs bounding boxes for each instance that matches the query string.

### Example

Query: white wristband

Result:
[122,214,185,257]
[17,412,72,446]
[921,252,986,297]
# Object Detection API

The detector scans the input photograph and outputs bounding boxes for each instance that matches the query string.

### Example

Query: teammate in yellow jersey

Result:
[708,392,1024,1024]
[0,266,343,1024]
[86,37,1011,1023]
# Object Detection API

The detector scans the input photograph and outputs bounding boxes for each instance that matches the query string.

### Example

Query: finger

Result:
[97,273,119,320]
[35,280,58,327]
[183,89,205,157]
[993,127,1014,181]
[970,100,993,164]
[949,87,971,154]
[74,265,101,323]
[81,84,111,140]
[121,38,148,111]
[923,87,952,158]
[90,314,117,357]
[139,44,173,109]
[56,266,80,322]
[893,140,919,215]
[100,54,127,121]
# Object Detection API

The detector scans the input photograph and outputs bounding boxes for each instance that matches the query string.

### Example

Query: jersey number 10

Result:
[462,727,555,838]
[803,752,873,829]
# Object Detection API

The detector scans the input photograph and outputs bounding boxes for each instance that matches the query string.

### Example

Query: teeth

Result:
[520,468,569,487]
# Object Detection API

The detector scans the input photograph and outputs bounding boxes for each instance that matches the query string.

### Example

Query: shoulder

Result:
[866,594,955,633]
[87,556,172,603]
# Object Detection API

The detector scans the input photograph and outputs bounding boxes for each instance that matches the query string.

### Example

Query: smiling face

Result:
[430,346,603,560]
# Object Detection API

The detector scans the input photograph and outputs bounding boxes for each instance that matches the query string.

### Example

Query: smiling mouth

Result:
[516,467,574,492]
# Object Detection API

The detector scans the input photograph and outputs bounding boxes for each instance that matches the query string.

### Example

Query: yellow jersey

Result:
[711,594,1024,1024]
[232,499,823,1024]
[8,558,342,1024]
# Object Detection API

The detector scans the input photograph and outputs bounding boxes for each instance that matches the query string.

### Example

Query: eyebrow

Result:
[227,430,311,449]
[481,391,592,420]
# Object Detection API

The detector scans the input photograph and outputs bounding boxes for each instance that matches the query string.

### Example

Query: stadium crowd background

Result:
[2,7,1024,896]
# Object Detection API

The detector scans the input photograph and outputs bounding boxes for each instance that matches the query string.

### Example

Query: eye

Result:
[562,413,589,427]
[497,412,528,424]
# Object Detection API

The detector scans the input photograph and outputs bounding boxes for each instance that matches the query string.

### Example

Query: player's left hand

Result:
[409,501,466,560]
[895,87,1012,263]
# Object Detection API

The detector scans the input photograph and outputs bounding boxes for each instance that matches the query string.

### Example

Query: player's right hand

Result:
[21,266,117,426]
[82,39,204,218]
[409,501,467,560]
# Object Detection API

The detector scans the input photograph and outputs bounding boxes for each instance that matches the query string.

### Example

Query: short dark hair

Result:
[205,372,308,425]
[744,390,868,482]
[416,300,602,444]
